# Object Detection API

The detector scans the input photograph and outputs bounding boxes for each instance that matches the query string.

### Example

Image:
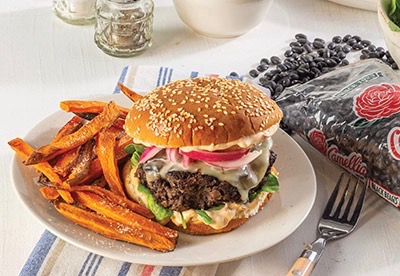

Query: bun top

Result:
[124,77,283,149]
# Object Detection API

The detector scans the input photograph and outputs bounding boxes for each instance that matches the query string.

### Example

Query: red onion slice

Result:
[206,150,262,169]
[139,146,163,163]
[179,148,249,162]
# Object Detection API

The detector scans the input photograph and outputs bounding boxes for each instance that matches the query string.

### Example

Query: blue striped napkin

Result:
[20,65,236,276]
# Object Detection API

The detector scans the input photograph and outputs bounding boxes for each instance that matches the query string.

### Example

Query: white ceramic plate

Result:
[10,94,317,266]
[328,0,377,11]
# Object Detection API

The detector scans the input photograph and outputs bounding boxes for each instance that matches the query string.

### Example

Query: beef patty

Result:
[135,151,277,212]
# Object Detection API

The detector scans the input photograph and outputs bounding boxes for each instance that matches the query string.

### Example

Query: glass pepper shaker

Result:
[94,0,154,57]
[52,0,96,25]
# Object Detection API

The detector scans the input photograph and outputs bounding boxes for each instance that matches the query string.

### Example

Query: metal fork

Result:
[287,173,367,276]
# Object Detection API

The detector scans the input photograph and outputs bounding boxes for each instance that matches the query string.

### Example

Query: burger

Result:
[122,77,283,235]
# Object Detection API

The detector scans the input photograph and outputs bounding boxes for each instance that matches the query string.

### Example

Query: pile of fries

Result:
[8,85,178,252]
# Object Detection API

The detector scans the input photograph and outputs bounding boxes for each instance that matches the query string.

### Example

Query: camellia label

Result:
[388,127,400,161]
[326,145,367,177]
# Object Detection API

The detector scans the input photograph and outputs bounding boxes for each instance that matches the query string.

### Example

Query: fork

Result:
[287,173,367,276]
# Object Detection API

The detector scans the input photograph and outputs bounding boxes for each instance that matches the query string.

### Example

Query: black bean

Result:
[277,64,288,71]
[282,77,291,87]
[361,49,370,55]
[249,69,259,78]
[391,63,399,69]
[334,45,343,52]
[331,56,341,64]
[325,58,338,67]
[332,35,342,43]
[343,34,352,42]
[346,38,357,46]
[337,51,346,59]
[271,56,282,65]
[297,37,308,45]
[266,80,277,89]
[289,72,300,80]
[352,35,362,42]
[361,39,371,47]
[327,42,336,50]
[340,59,350,66]
[360,54,368,60]
[368,45,377,52]
[229,71,239,77]
[290,41,301,48]
[292,46,304,54]
[295,33,307,40]
[342,44,352,53]
[314,57,324,63]
[304,43,313,53]
[368,52,380,58]
[284,49,293,57]
[352,43,364,50]
[313,40,325,49]
[323,48,331,58]
[275,84,284,94]
[257,64,269,72]
[260,58,270,65]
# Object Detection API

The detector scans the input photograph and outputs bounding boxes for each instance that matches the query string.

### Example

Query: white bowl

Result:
[378,0,400,65]
[172,0,274,38]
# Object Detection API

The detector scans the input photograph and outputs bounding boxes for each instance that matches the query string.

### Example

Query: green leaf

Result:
[195,210,213,225]
[249,173,280,202]
[125,143,146,166]
[261,174,280,193]
[124,144,137,154]
[137,184,172,221]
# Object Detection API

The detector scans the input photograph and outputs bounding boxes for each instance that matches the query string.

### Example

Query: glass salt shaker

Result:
[94,0,154,57]
[52,0,96,25]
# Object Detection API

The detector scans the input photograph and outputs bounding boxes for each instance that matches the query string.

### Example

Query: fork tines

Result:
[322,173,367,224]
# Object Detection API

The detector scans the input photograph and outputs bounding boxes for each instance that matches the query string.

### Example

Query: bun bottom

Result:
[167,193,273,235]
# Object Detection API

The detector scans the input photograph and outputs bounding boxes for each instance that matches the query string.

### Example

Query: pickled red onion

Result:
[166,148,179,163]
[179,148,249,162]
[206,150,262,169]
[139,146,163,163]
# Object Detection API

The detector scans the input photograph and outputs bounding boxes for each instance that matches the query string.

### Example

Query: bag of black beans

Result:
[275,59,400,207]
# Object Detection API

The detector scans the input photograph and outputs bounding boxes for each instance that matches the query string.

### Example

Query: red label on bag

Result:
[354,83,400,121]
[327,145,367,178]
[388,127,400,161]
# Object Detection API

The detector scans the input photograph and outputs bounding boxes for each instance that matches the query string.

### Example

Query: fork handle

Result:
[287,238,326,276]
[286,254,316,276]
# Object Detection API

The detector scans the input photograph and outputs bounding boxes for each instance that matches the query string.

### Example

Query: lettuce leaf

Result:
[137,183,172,221]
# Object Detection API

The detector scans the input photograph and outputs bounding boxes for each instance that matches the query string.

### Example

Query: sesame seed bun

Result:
[124,77,283,149]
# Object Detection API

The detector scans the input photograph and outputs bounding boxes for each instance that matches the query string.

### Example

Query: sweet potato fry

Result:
[54,201,177,252]
[53,147,80,178]
[96,129,126,197]
[52,115,84,143]
[25,101,121,165]
[118,83,144,102]
[8,138,73,203]
[71,185,153,219]
[72,191,177,240]
[60,100,129,117]
[65,139,95,185]
[39,186,60,200]
[78,133,131,185]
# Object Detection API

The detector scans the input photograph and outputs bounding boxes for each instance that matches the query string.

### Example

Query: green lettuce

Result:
[137,183,173,221]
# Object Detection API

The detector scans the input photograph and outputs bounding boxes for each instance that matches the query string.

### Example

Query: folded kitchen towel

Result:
[20,65,235,276]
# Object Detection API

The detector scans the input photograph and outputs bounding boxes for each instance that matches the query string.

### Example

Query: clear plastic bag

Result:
[276,59,400,207]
